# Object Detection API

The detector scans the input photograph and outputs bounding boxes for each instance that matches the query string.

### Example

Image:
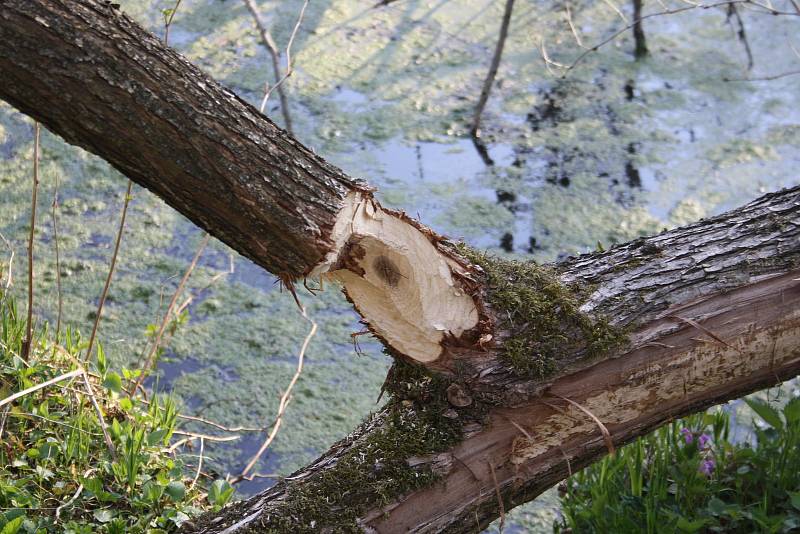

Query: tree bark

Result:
[1,1,799,532]
[0,0,367,279]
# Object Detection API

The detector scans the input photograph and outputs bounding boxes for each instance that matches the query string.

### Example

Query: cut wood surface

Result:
[1,1,799,532]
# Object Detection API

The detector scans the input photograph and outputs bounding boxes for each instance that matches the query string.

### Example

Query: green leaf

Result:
[80,476,103,496]
[119,397,133,411]
[147,428,169,446]
[165,481,186,502]
[93,509,115,523]
[121,367,140,380]
[0,516,24,534]
[790,491,800,512]
[170,510,191,526]
[37,441,59,461]
[208,480,234,507]
[708,497,726,516]
[744,398,783,430]
[143,480,164,503]
[676,517,708,532]
[96,344,107,376]
[784,397,800,425]
[102,372,122,394]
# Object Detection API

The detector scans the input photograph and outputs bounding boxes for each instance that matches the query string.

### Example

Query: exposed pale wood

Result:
[312,193,479,362]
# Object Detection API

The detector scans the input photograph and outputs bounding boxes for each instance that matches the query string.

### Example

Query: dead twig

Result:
[0,230,14,299]
[668,315,741,353]
[81,371,117,459]
[726,3,754,70]
[508,418,533,440]
[632,0,648,58]
[242,0,295,133]
[136,396,263,432]
[471,0,515,140]
[235,472,282,482]
[564,4,587,49]
[51,173,63,340]
[190,436,204,490]
[724,69,800,81]
[562,0,798,75]
[0,369,83,410]
[487,460,506,531]
[604,0,628,22]
[233,300,317,483]
[175,412,264,433]
[83,180,133,364]
[23,123,41,361]
[55,468,93,521]
[172,430,243,441]
[558,447,573,476]
[130,233,209,396]
[0,405,10,442]
[167,432,240,453]
[258,0,309,120]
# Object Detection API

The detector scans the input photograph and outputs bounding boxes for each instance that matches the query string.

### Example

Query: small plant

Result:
[0,293,234,532]
[556,398,800,533]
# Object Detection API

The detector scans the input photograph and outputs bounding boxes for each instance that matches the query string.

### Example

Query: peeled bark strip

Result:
[2,2,800,532]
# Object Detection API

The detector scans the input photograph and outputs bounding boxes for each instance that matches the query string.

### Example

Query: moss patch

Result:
[457,244,627,379]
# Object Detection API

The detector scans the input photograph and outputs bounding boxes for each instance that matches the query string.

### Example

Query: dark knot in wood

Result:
[373,255,402,287]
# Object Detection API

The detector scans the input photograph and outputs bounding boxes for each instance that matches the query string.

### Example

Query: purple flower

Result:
[681,428,693,444]
[698,433,712,449]
[699,458,715,476]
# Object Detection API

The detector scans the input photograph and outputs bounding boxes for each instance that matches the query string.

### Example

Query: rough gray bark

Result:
[0,1,798,532]
[0,0,368,278]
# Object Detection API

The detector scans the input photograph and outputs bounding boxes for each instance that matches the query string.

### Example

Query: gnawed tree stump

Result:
[1,1,798,532]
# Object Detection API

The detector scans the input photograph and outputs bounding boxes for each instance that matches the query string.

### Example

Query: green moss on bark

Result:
[456,244,627,379]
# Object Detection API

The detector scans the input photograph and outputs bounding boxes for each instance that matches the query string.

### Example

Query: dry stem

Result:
[83,180,133,364]
[23,123,40,361]
[233,301,317,482]
[130,233,209,396]
[471,0,515,139]
[259,0,309,114]
[51,173,63,339]
[242,0,294,133]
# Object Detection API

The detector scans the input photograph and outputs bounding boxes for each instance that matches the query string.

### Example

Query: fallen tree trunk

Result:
[186,186,800,533]
[1,1,799,532]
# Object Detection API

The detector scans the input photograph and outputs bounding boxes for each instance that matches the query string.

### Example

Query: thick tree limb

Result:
[0,0,365,278]
[1,1,799,532]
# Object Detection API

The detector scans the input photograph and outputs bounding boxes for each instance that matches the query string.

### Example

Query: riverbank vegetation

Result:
[0,294,233,533]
